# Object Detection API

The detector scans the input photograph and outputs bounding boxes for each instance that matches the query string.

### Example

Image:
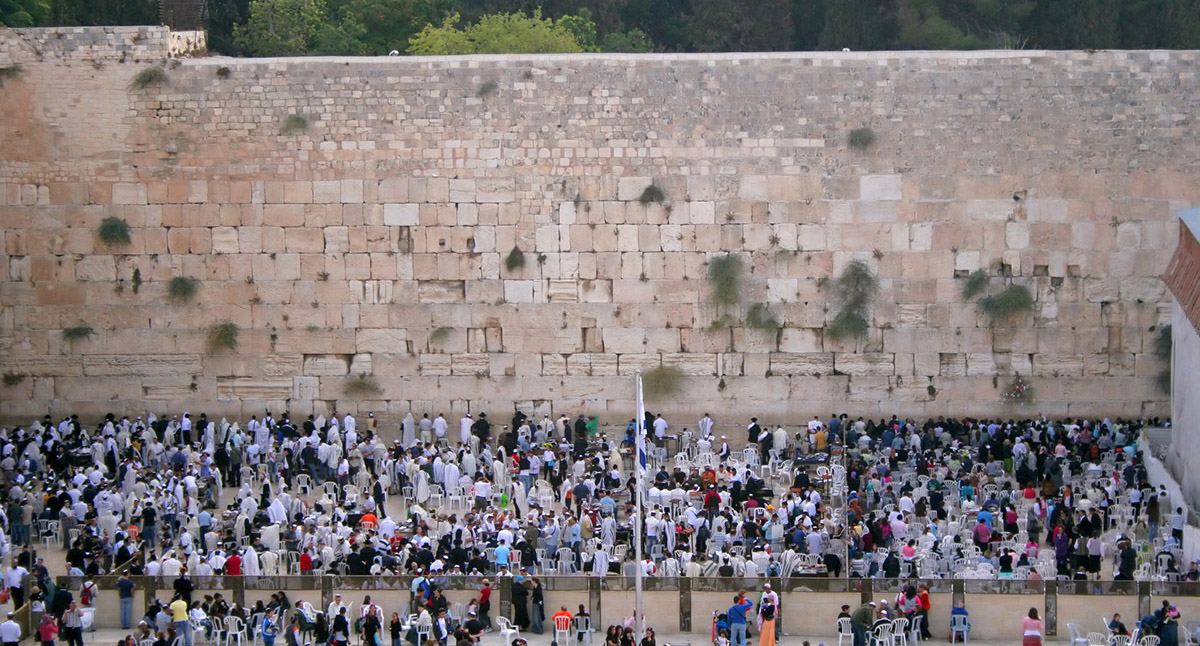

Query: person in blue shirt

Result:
[727,595,754,646]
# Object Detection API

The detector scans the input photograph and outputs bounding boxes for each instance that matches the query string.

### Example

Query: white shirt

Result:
[0,619,20,642]
[3,567,26,589]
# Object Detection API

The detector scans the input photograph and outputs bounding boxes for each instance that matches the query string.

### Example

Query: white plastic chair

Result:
[892,618,910,646]
[1069,623,1090,646]
[223,616,246,646]
[837,617,854,646]
[415,614,432,644]
[575,615,594,646]
[871,622,894,646]
[497,616,519,644]
[554,614,572,645]
[950,614,970,643]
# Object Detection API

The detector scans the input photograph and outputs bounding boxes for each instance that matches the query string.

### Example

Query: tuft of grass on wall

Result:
[960,269,989,301]
[2,372,26,387]
[280,114,308,135]
[97,216,132,246]
[344,373,382,396]
[642,365,684,400]
[826,310,870,342]
[430,326,452,343]
[505,245,526,273]
[168,276,199,303]
[976,284,1034,325]
[216,66,231,79]
[638,184,666,205]
[0,64,22,86]
[848,127,876,149]
[707,254,743,306]
[62,324,95,342]
[206,321,240,353]
[824,260,878,342]
[746,303,781,332]
[476,79,499,98]
[128,66,168,91]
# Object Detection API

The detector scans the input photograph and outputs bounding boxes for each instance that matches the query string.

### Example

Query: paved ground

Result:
[74,627,1042,646]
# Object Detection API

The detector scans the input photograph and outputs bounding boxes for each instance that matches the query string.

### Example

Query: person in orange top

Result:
[360,512,377,528]
[550,606,573,632]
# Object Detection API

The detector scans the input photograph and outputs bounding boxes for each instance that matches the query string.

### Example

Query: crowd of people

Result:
[0,405,1187,646]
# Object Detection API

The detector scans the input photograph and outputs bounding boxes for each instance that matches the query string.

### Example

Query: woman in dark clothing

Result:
[529,577,545,634]
[511,577,531,630]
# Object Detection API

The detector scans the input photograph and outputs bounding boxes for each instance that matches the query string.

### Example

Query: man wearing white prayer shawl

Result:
[267,499,288,524]
[242,547,261,576]
[402,413,416,447]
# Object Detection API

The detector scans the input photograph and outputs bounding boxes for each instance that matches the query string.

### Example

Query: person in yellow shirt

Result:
[170,594,192,646]
[814,429,828,452]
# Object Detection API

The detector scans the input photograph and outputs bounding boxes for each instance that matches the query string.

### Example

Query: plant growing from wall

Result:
[0,64,22,86]
[206,321,240,353]
[168,276,199,303]
[280,114,308,135]
[1154,324,1172,394]
[960,269,989,301]
[62,324,95,342]
[746,303,781,332]
[430,326,452,344]
[128,66,168,90]
[97,216,132,246]
[1,373,25,387]
[642,365,684,400]
[976,284,1034,325]
[706,254,743,306]
[131,268,142,294]
[639,183,666,205]
[476,79,499,98]
[825,260,878,342]
[344,373,382,396]
[216,66,232,79]
[848,127,876,149]
[505,245,526,273]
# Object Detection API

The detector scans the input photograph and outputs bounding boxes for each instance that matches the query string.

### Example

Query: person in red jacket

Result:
[225,552,242,575]
[299,551,313,575]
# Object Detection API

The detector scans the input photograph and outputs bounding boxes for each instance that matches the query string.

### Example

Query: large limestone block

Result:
[418,280,466,303]
[216,377,293,399]
[212,226,240,254]
[616,353,660,376]
[617,177,652,201]
[662,353,717,376]
[384,203,420,226]
[768,353,834,376]
[357,329,407,353]
[504,280,535,303]
[83,355,203,376]
[834,353,895,376]
[1032,354,1084,376]
[476,178,515,203]
[449,179,476,202]
[602,327,645,353]
[451,353,490,376]
[302,354,350,376]
[859,175,902,201]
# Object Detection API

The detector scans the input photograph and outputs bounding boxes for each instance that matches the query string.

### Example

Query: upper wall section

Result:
[1,27,1196,425]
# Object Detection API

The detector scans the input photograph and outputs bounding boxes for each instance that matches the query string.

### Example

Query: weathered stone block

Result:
[384,203,420,226]
[769,353,833,376]
[834,353,895,376]
[860,175,902,201]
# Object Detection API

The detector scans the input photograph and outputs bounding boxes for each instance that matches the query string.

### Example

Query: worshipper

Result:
[1022,608,1043,646]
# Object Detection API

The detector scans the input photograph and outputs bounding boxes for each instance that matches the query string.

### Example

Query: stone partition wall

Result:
[1,26,1195,425]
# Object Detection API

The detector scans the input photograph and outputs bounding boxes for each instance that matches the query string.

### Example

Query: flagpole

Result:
[634,372,647,642]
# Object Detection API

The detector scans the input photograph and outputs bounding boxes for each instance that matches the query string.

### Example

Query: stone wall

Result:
[1,27,1195,425]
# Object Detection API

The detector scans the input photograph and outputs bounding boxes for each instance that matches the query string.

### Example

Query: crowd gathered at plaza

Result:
[0,406,1192,646]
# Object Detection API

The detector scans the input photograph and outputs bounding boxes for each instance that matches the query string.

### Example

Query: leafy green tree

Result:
[1,0,49,26]
[330,0,451,54]
[407,10,584,54]
[235,0,364,55]
[819,0,895,50]
[206,0,253,54]
[792,0,826,49]
[682,0,794,51]
[894,0,986,48]
[45,0,156,26]
[600,27,654,51]
[1022,0,1119,48]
